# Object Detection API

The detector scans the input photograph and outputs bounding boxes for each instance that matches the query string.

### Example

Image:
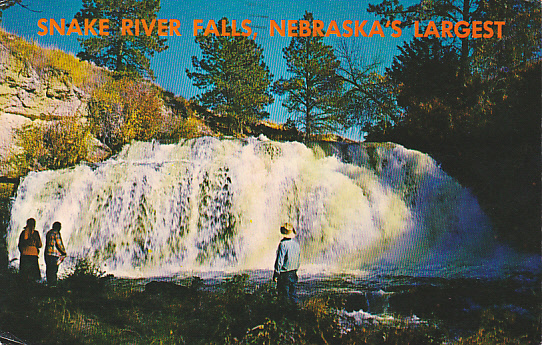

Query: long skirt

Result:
[20,254,40,281]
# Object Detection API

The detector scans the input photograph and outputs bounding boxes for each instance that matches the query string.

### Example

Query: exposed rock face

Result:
[0,113,31,173]
[0,41,99,170]
[0,45,89,120]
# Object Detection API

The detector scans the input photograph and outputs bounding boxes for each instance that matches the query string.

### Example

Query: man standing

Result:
[273,223,300,304]
[45,222,67,287]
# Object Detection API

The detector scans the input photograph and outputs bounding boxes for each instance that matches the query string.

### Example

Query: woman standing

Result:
[18,218,42,281]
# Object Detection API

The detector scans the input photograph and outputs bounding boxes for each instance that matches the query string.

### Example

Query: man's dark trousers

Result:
[277,270,298,304]
[45,255,59,287]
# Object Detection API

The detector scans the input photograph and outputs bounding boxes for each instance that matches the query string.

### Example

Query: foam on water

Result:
[7,137,532,278]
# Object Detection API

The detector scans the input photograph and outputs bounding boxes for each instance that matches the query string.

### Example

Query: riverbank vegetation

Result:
[0,266,538,345]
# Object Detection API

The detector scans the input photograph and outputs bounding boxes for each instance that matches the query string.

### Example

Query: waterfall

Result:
[7,137,523,277]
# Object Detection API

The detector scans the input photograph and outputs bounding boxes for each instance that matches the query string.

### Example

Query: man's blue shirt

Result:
[274,238,300,275]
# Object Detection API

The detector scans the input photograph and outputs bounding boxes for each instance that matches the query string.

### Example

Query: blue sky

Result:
[1,0,411,140]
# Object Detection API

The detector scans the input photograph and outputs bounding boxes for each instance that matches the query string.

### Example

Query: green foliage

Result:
[160,115,209,142]
[368,0,541,81]
[187,18,274,135]
[62,256,106,295]
[471,0,541,77]
[335,41,399,136]
[88,77,165,150]
[384,38,463,138]
[368,0,473,80]
[388,38,460,106]
[74,0,168,80]
[11,117,91,173]
[273,12,343,142]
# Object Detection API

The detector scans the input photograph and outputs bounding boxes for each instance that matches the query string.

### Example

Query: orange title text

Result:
[37,18,506,39]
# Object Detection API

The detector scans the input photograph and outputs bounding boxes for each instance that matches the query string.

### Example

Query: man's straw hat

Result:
[280,223,296,238]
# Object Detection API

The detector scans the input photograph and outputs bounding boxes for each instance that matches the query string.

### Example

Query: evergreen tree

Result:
[380,38,462,142]
[273,12,342,142]
[186,18,273,134]
[368,0,474,82]
[368,0,541,81]
[388,38,460,107]
[74,0,168,79]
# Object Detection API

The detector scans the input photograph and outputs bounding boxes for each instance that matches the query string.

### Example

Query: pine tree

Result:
[368,0,541,81]
[273,12,342,142]
[186,18,273,135]
[74,0,168,80]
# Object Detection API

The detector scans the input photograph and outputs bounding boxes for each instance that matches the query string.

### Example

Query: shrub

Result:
[161,115,208,141]
[62,256,106,295]
[88,78,165,150]
[11,117,90,173]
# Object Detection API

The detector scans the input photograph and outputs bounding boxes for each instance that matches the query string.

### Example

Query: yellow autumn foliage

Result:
[0,28,104,89]
[89,77,165,150]
[12,117,90,173]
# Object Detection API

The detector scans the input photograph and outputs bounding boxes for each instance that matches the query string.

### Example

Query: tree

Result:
[186,18,273,135]
[368,0,541,82]
[368,0,475,82]
[74,0,167,79]
[471,0,541,78]
[0,0,39,23]
[388,38,460,107]
[379,38,463,143]
[273,12,342,142]
[335,41,399,137]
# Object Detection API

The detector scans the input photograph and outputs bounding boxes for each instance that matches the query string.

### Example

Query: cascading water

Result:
[7,136,525,277]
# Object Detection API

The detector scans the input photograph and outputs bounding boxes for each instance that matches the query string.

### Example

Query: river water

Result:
[8,136,538,278]
[7,136,540,337]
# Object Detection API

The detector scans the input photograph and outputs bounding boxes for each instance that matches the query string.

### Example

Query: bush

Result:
[88,78,166,150]
[11,117,90,173]
[62,256,106,295]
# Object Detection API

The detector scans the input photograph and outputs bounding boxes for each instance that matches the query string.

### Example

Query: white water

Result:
[7,136,526,278]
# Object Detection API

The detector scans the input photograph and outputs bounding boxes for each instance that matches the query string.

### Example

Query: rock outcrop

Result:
[0,44,90,120]
[0,32,100,170]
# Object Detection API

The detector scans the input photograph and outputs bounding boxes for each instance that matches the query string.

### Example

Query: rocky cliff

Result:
[0,30,105,172]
